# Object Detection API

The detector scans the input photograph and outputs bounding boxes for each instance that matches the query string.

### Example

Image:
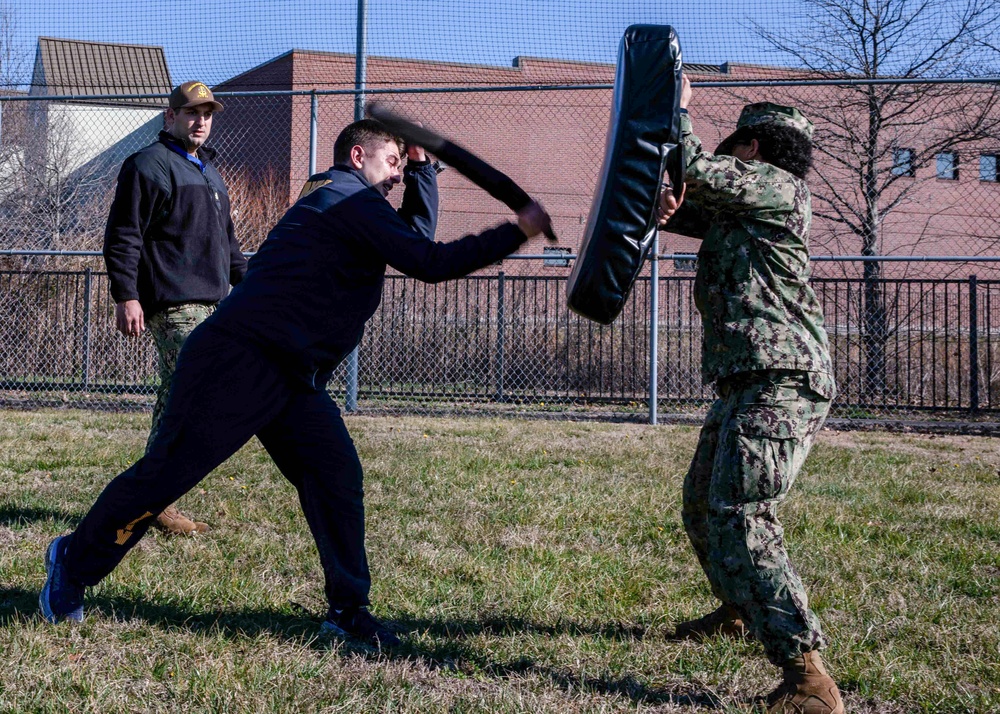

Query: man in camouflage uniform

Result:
[660,75,844,714]
[103,81,247,535]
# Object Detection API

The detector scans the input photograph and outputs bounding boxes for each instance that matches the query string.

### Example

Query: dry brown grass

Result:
[1,411,998,712]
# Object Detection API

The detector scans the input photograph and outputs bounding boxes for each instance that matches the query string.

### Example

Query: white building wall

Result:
[47,103,163,172]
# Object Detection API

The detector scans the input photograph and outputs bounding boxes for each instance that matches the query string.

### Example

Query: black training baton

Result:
[366,103,557,242]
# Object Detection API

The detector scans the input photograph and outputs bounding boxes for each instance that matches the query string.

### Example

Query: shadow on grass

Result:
[0,587,729,709]
[518,667,725,709]
[0,504,81,529]
[389,613,728,708]
[392,612,650,641]
[0,586,322,641]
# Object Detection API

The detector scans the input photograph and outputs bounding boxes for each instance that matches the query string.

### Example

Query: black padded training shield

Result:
[566,25,684,325]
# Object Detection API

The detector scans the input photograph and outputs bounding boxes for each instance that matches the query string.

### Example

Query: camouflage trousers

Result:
[145,303,216,453]
[682,369,833,665]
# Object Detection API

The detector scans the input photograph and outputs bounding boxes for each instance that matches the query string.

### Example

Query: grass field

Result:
[1,410,998,713]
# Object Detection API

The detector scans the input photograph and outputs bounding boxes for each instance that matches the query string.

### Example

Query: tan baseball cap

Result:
[168,81,224,112]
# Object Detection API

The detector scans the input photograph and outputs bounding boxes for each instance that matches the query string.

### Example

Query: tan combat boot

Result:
[153,504,209,535]
[673,604,749,640]
[765,650,844,714]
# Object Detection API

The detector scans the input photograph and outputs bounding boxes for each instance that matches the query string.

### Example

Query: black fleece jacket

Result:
[206,162,527,390]
[102,132,247,317]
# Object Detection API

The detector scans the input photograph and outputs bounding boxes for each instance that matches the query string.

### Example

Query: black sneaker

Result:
[39,535,85,624]
[320,606,401,647]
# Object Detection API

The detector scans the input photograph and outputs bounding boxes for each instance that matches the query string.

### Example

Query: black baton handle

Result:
[367,103,557,241]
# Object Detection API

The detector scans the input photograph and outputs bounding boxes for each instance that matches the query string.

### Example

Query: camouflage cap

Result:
[168,81,224,112]
[736,102,813,140]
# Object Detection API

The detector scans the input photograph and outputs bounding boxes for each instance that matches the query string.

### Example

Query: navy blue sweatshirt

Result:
[206,161,527,389]
[103,132,247,316]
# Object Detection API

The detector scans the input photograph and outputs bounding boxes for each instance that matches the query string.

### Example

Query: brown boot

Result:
[153,504,209,536]
[673,604,749,640]
[765,651,844,714]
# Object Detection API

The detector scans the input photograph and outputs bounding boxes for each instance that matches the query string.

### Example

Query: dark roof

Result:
[31,37,172,107]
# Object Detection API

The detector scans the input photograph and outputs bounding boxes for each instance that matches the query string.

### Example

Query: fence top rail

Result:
[4,75,999,102]
[4,269,991,290]
[6,249,1000,264]
[2,86,612,102]
[0,270,95,278]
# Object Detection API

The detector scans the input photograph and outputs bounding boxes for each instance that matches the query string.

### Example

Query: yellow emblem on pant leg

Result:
[115,512,155,545]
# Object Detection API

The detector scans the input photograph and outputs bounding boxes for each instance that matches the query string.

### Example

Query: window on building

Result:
[980,154,999,182]
[673,257,698,272]
[936,152,958,180]
[892,148,915,177]
[542,246,571,268]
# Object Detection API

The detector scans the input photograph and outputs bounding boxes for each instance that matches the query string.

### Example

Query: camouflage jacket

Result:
[666,112,834,389]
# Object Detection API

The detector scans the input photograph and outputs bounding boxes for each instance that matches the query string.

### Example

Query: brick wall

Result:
[215,51,1000,278]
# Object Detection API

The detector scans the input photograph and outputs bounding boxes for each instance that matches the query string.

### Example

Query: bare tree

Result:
[0,0,26,90]
[225,166,292,252]
[0,0,29,202]
[3,103,118,252]
[754,0,1000,396]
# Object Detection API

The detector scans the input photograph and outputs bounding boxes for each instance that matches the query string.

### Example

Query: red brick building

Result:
[211,51,1000,277]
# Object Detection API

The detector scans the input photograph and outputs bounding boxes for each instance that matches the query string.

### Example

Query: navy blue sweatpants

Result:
[64,324,371,610]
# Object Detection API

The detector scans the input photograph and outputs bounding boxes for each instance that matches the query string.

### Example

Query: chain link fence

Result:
[1,77,999,426]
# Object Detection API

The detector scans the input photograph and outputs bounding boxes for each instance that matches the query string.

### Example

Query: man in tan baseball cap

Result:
[101,78,246,536]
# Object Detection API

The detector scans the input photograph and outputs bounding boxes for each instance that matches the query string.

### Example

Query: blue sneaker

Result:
[39,535,85,624]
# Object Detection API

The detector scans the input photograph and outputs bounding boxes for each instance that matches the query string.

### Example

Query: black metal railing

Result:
[1,269,997,417]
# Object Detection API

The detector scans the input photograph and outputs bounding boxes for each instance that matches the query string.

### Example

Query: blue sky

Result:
[11,0,792,87]
[13,0,994,90]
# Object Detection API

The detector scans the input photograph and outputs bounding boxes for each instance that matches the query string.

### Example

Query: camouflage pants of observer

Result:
[682,369,831,665]
[146,303,216,453]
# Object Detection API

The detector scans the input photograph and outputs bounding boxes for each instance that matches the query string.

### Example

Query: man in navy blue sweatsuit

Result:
[40,119,552,646]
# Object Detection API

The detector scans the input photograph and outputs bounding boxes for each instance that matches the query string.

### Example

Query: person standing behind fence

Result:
[659,75,843,714]
[102,80,247,536]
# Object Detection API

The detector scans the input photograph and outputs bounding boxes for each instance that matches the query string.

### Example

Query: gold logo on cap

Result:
[196,85,208,98]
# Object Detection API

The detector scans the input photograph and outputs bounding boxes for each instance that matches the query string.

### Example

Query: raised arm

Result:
[679,75,792,218]
[397,158,439,241]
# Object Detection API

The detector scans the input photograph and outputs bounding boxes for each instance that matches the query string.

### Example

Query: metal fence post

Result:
[495,270,505,401]
[344,0,368,413]
[649,236,659,425]
[354,0,368,120]
[308,90,318,175]
[81,267,92,390]
[970,274,979,415]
